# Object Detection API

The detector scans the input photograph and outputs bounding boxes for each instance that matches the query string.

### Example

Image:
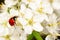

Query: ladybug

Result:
[9,16,18,26]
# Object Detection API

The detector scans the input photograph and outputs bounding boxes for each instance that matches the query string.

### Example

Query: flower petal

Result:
[45,35,56,40]
[33,23,43,32]
[23,25,33,34]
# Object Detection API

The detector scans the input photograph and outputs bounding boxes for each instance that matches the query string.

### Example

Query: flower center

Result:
[27,18,34,26]
[4,35,10,40]
[36,2,43,14]
[49,0,53,4]
[48,22,60,27]
[28,19,33,25]
[37,7,43,14]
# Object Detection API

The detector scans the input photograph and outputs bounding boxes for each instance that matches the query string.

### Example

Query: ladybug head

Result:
[12,16,18,20]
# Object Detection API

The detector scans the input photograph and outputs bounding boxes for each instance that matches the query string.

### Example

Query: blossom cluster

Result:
[0,0,60,40]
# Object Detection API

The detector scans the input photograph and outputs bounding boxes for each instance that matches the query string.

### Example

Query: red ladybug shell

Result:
[9,18,15,26]
[9,16,18,26]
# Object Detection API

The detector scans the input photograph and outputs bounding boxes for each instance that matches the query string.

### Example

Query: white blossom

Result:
[45,35,57,40]
[5,0,18,7]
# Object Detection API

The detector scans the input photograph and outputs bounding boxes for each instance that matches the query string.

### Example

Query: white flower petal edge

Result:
[10,8,19,17]
[52,0,60,10]
[0,13,9,24]
[42,2,53,14]
[45,35,57,40]
[0,25,9,36]
[5,0,18,7]
[20,32,27,40]
[23,8,33,19]
[23,25,33,34]
[33,13,49,23]
[33,23,43,32]
[17,17,27,26]
[45,14,60,36]
[0,37,5,40]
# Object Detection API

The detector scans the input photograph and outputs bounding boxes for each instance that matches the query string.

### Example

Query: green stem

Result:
[32,31,43,40]
[27,33,34,40]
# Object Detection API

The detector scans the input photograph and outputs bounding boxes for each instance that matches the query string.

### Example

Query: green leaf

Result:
[32,31,43,40]
[27,34,33,40]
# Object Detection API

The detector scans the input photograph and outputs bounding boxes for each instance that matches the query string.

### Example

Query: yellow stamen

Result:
[49,0,53,4]
[37,2,43,14]
[48,23,56,26]
[20,13,25,18]
[28,18,33,25]
[27,17,35,26]
[40,2,43,5]
[27,0,32,3]
[1,35,10,40]
[48,22,60,26]
[5,35,10,40]
[37,7,43,14]
[27,0,36,3]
